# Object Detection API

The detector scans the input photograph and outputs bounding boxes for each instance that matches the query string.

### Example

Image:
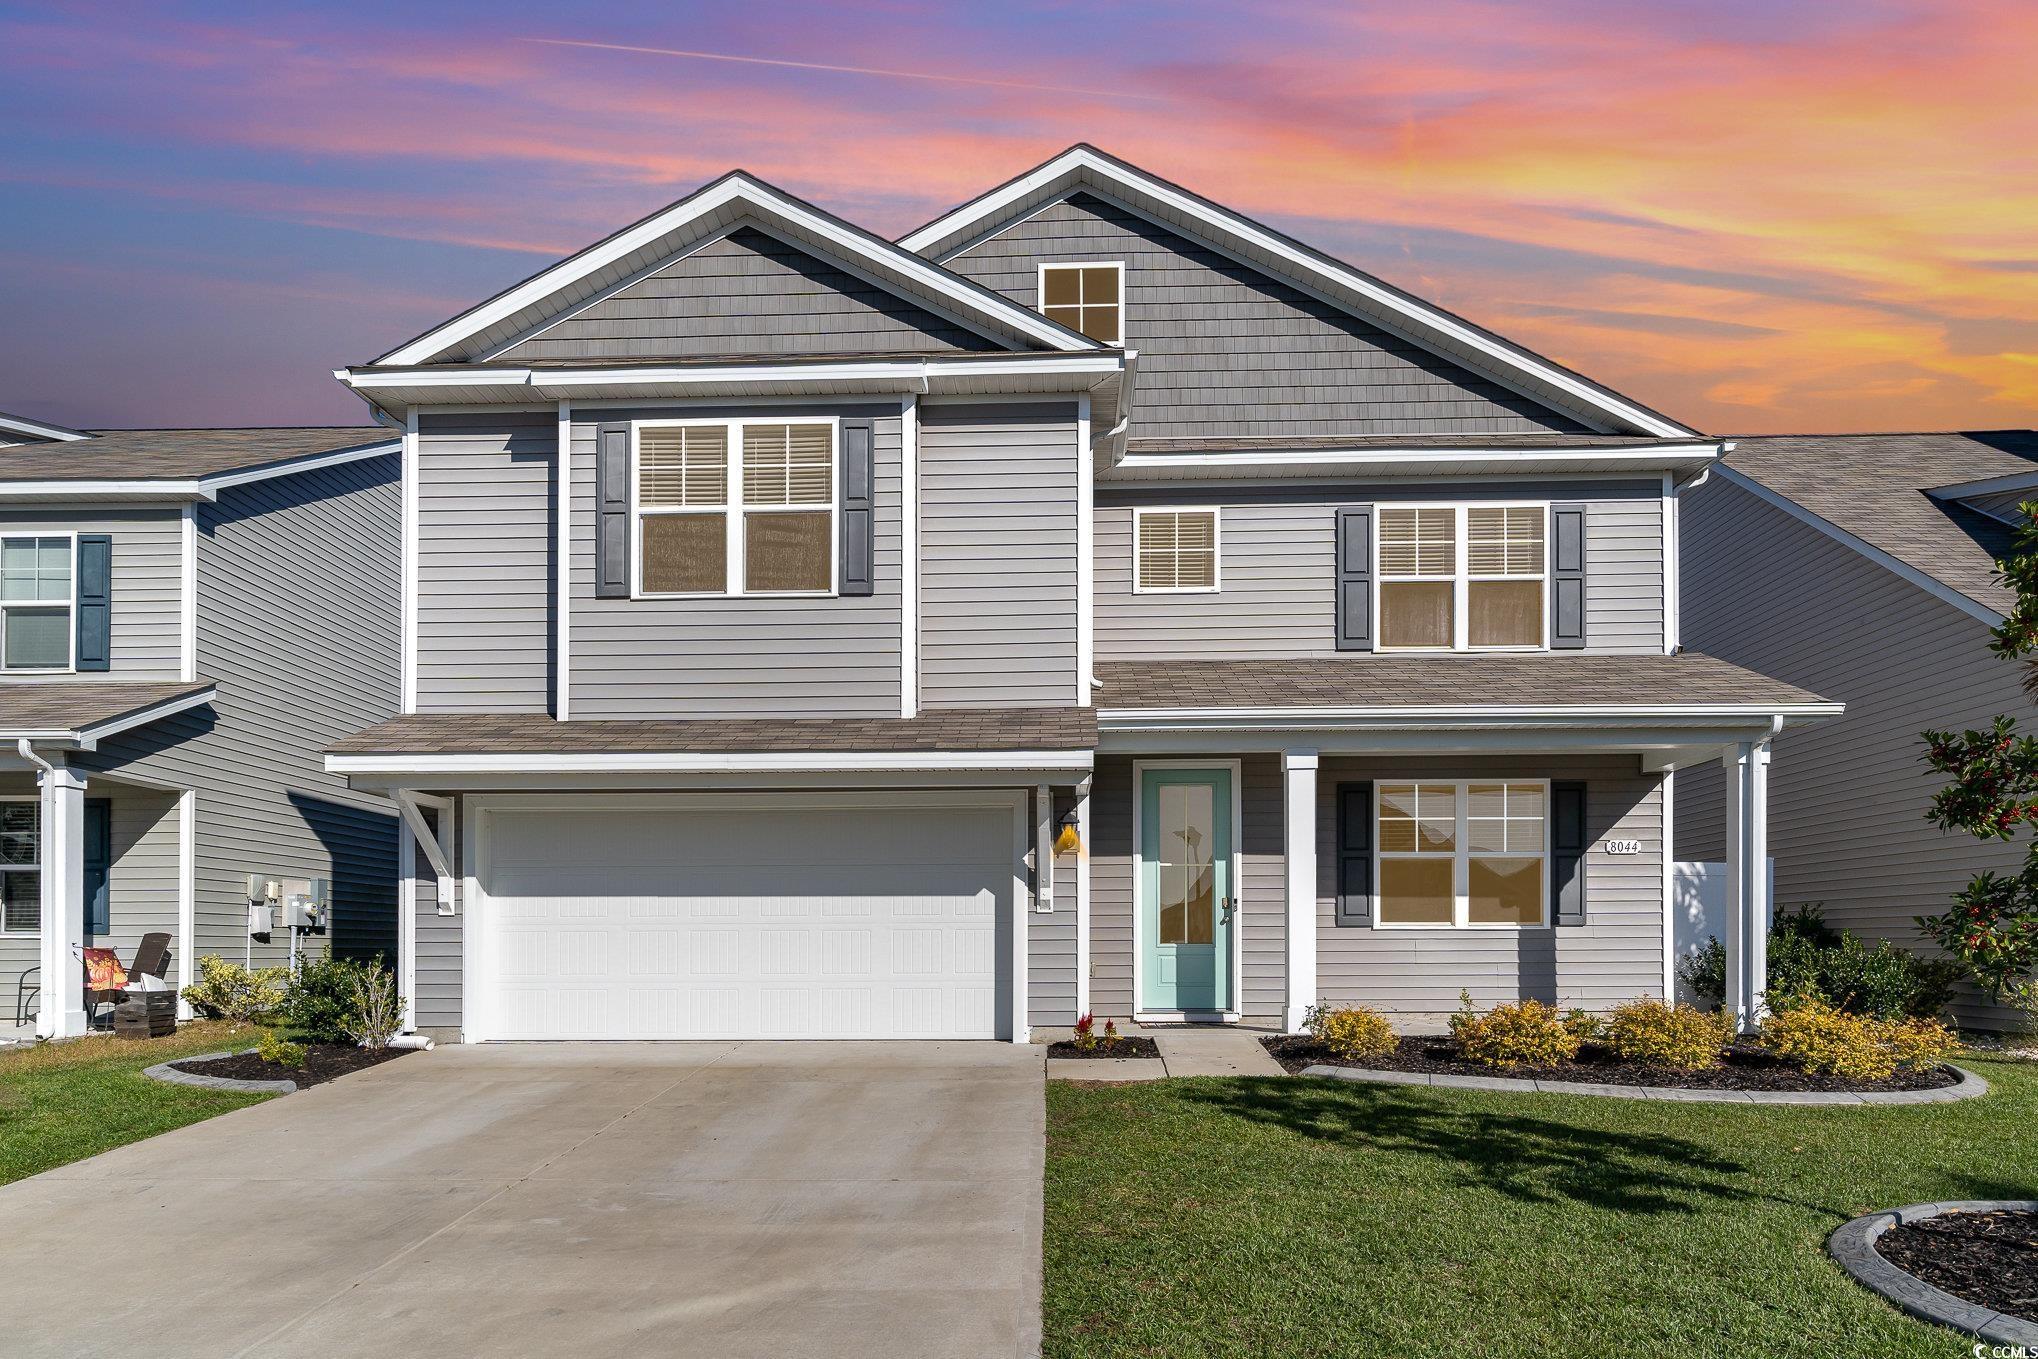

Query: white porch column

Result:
[35,763,88,1038]
[1282,750,1319,1034]
[1722,739,1773,1033]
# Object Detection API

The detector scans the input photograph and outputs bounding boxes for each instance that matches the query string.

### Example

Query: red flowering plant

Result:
[1919,504,2038,1017]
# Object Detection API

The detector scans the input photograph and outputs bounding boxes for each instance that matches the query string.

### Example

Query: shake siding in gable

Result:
[1095,484,1664,660]
[497,226,1001,363]
[940,192,1591,441]
[1676,475,2024,1028]
[568,404,903,718]
[918,401,1079,708]
[416,413,555,714]
[0,507,182,677]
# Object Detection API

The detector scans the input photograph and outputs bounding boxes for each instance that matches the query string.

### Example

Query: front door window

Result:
[1140,767,1233,1012]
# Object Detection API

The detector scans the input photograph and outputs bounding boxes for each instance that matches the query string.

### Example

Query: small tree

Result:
[1920,503,2038,1019]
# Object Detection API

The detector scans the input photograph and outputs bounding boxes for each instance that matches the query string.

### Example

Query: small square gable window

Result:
[1039,263,1122,344]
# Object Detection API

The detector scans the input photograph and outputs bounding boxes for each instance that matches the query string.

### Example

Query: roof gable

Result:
[374,172,1100,367]
[901,145,1694,438]
[495,222,1004,364]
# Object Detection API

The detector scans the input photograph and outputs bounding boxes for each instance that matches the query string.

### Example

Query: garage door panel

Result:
[481,803,1009,1040]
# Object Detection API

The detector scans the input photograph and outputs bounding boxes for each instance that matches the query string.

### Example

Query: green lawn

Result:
[0,1022,276,1186]
[1045,1055,2033,1358]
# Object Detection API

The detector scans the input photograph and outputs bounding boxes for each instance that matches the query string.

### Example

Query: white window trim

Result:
[629,417,841,600]
[1131,506,1221,594]
[1372,778,1552,931]
[0,531,79,675]
[1374,503,1549,653]
[1037,260,1126,345]
[0,794,41,935]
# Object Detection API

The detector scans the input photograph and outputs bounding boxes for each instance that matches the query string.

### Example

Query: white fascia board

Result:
[904,148,1694,438]
[338,356,1123,396]
[376,175,1092,367]
[327,748,1097,775]
[1927,469,2038,500]
[0,414,92,442]
[1715,465,2006,625]
[1109,443,1722,479]
[1096,703,1843,731]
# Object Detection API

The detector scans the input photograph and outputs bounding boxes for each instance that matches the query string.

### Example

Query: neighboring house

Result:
[0,415,404,1037]
[1678,431,2038,1028]
[324,145,1835,1044]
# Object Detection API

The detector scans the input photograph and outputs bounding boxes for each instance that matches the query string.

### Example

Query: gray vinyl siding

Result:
[499,225,1000,363]
[416,413,555,714]
[78,455,403,974]
[940,191,1591,441]
[1676,475,2024,1028]
[918,401,1080,707]
[1312,755,1665,1028]
[1096,483,1665,660]
[410,799,463,1037]
[1087,754,1287,1023]
[1028,787,1079,1028]
[567,403,904,718]
[0,507,182,677]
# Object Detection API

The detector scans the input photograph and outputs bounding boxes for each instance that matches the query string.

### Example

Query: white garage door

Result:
[477,798,1011,1040]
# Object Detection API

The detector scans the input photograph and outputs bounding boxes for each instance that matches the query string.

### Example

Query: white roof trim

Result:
[1098,703,1841,731]
[338,356,1124,391]
[0,412,92,443]
[1927,468,2038,501]
[327,748,1097,775]
[1715,464,2006,625]
[901,147,1695,439]
[1108,442,1722,480]
[373,173,1098,367]
[0,683,217,750]
[0,439,400,502]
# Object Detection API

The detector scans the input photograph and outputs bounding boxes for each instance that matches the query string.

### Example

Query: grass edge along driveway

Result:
[0,1022,275,1186]
[1044,1056,2031,1359]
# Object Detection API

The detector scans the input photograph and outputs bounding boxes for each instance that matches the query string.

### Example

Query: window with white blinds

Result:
[1377,504,1547,650]
[1134,508,1219,591]
[634,420,836,596]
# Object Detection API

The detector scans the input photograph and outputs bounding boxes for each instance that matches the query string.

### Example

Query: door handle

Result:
[1219,896,1236,924]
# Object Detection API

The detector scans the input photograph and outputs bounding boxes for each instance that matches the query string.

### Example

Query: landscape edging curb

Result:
[142,1049,298,1094]
[1827,1200,2038,1346]
[1296,1063,1988,1105]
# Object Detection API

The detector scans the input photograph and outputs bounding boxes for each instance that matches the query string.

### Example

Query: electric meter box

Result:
[244,874,331,933]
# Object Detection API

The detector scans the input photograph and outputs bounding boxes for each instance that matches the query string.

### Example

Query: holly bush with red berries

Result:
[1919,504,2038,1016]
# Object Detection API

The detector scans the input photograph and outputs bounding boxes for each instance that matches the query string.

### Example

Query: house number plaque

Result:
[1606,839,1643,855]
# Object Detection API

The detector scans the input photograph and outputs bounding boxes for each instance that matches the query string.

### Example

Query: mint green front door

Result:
[1139,767,1233,1013]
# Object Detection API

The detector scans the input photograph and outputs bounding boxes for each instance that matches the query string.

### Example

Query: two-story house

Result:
[325,146,1837,1044]
[0,413,403,1038]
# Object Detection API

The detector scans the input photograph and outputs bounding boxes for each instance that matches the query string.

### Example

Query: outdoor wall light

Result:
[1054,808,1081,856]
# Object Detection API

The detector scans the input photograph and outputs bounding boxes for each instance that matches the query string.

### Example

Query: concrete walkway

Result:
[0,1041,1046,1359]
[1045,1022,1288,1081]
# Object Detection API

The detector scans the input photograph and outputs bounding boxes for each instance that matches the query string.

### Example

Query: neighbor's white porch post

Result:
[1722,738,1773,1033]
[35,762,89,1038]
[1282,749,1319,1034]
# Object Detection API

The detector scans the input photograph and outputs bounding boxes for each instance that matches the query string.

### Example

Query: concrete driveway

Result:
[0,1041,1045,1358]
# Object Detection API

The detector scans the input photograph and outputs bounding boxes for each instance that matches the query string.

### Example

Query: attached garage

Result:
[469,793,1023,1041]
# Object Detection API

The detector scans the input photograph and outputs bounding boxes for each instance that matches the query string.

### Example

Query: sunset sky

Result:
[2,0,2034,435]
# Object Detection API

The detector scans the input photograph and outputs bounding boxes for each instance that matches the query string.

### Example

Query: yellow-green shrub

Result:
[255,1027,305,1068]
[1307,1004,1397,1061]
[1759,1000,1960,1081]
[1562,1007,1606,1041]
[181,955,287,1022]
[1605,999,1732,1071]
[1452,999,1580,1068]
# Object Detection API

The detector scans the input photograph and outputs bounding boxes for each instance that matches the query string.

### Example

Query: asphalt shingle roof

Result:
[330,707,1098,755]
[0,428,394,483]
[1722,431,2038,614]
[0,680,214,736]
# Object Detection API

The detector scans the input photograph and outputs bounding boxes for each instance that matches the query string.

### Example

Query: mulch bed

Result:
[1047,1036,1162,1059]
[169,1044,410,1088]
[1261,1034,1959,1093]
[1876,1209,2038,1320]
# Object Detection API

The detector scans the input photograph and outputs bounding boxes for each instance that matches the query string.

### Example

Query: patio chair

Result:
[80,947,128,1030]
[129,932,171,984]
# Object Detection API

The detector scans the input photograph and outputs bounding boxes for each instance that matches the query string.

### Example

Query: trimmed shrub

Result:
[1679,905,1959,1021]
[255,1027,306,1068]
[1452,999,1580,1069]
[1306,1004,1397,1061]
[1759,999,1961,1081]
[181,955,287,1022]
[1605,999,1733,1071]
[280,952,387,1044]
[1561,1008,1606,1041]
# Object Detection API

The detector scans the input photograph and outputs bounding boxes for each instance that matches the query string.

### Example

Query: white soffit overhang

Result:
[1100,442,1724,483]
[371,173,1101,368]
[901,146,1697,440]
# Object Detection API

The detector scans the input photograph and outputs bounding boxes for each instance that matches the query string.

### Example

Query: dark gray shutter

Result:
[75,533,112,671]
[839,418,874,597]
[1551,503,1586,649]
[595,422,630,598]
[1552,780,1588,925]
[1335,505,1372,652]
[83,798,112,936]
[1335,782,1373,926]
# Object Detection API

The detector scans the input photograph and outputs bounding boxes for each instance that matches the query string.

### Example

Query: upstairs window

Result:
[1377,505,1545,651]
[1135,509,1219,592]
[634,421,835,598]
[0,535,73,671]
[1039,263,1123,343]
